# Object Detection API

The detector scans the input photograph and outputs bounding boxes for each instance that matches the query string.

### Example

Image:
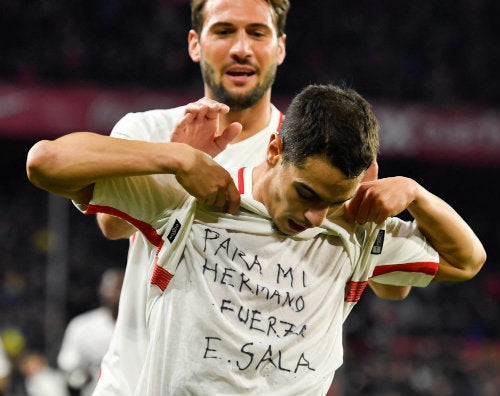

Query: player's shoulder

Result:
[111,105,186,141]
[121,105,186,125]
[68,307,111,327]
[385,217,419,238]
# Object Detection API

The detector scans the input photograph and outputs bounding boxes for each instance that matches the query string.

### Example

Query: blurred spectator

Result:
[1,1,499,104]
[57,268,124,396]
[18,351,69,396]
[2,0,500,104]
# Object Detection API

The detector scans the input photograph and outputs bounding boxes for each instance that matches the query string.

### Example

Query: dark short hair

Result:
[280,84,380,178]
[191,0,290,36]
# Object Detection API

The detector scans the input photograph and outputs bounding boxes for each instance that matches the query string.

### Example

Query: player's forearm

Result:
[26,132,191,202]
[408,185,486,281]
[97,213,136,240]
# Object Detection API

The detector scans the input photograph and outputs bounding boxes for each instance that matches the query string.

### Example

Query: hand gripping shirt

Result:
[83,167,439,396]
[92,105,284,396]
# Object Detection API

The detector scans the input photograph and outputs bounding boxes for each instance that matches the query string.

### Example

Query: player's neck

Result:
[251,162,268,203]
[222,94,272,144]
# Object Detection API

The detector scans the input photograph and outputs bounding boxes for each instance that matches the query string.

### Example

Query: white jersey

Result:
[84,167,439,396]
[25,366,69,396]
[93,105,284,396]
[57,307,116,396]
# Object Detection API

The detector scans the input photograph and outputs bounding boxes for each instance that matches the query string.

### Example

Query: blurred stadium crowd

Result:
[1,0,499,104]
[1,0,499,395]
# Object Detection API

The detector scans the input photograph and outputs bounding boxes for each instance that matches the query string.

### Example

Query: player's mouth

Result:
[287,219,308,234]
[225,65,256,84]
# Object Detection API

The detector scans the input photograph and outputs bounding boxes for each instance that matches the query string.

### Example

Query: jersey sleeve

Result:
[371,218,439,287]
[110,107,185,142]
[85,174,187,246]
[86,175,196,294]
[110,112,155,141]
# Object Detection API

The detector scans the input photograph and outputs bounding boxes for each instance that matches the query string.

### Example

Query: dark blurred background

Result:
[1,1,499,395]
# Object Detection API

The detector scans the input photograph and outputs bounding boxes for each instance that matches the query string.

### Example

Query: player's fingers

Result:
[354,196,374,224]
[203,97,229,112]
[185,102,214,121]
[362,161,379,183]
[203,103,230,122]
[171,114,194,142]
[184,101,204,114]
[343,186,365,222]
[200,195,216,208]
[176,113,194,127]
[213,188,228,210]
[371,206,385,225]
[192,105,210,121]
[197,97,227,109]
[215,122,242,148]
[225,181,241,214]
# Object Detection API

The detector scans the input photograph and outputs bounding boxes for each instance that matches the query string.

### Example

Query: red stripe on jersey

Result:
[86,204,162,247]
[238,167,245,194]
[151,263,173,291]
[372,261,439,277]
[344,280,368,302]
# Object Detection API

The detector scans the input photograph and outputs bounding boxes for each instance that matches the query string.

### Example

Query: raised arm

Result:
[26,132,240,213]
[344,176,486,282]
[405,182,486,281]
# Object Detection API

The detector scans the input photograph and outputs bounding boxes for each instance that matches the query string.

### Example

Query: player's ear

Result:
[266,133,282,166]
[188,30,201,63]
[277,34,286,66]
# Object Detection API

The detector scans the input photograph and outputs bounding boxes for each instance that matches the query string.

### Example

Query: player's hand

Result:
[331,161,378,219]
[171,97,242,157]
[175,147,240,214]
[344,176,419,224]
[361,161,378,183]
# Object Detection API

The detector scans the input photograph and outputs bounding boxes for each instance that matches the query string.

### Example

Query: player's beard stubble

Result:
[200,59,277,111]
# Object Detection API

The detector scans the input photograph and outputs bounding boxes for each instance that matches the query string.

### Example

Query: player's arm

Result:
[368,280,412,300]
[97,98,243,239]
[404,181,486,281]
[26,132,240,212]
[345,177,486,282]
[96,212,136,240]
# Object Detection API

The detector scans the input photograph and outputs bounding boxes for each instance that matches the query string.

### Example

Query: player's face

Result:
[263,156,361,236]
[189,0,286,110]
